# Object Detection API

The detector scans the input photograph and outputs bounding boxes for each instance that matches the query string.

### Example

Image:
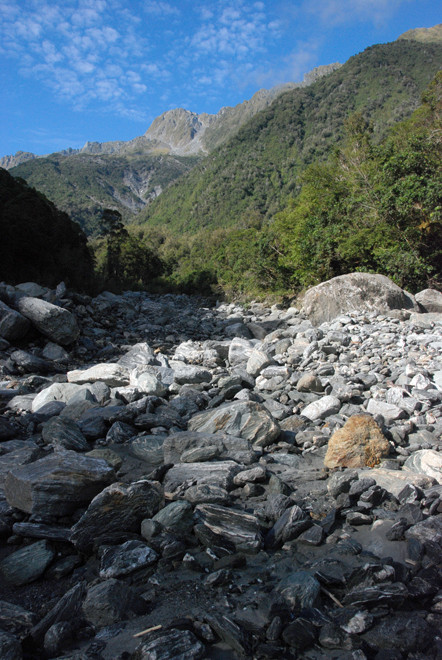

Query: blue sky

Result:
[0,0,440,157]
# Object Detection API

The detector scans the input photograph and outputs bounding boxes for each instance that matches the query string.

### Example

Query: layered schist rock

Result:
[0,277,441,658]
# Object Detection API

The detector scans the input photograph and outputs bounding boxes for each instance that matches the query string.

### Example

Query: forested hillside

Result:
[136,40,442,235]
[0,169,95,290]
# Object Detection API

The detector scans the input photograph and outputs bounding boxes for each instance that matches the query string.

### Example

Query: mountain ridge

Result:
[1,64,340,169]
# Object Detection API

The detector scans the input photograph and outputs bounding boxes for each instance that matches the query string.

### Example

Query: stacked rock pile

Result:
[0,274,441,659]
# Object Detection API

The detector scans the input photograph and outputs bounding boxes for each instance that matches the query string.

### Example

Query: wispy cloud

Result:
[302,0,411,27]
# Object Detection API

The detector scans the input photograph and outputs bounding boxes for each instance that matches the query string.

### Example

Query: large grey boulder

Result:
[15,296,79,345]
[4,450,115,518]
[299,273,419,325]
[67,363,130,387]
[188,400,280,448]
[194,503,263,553]
[415,288,442,313]
[0,300,30,341]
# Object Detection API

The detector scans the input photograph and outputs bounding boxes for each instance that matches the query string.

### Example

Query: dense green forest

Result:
[11,152,200,236]
[136,40,442,235]
[0,169,95,290]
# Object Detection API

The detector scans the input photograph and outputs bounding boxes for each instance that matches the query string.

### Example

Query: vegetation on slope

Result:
[0,168,95,290]
[135,40,442,236]
[10,153,200,236]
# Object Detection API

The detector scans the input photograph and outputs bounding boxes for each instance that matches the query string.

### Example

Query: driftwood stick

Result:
[133,624,163,638]
[321,586,344,608]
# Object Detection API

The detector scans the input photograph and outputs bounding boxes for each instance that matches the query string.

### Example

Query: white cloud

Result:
[143,1,180,17]
[302,0,411,27]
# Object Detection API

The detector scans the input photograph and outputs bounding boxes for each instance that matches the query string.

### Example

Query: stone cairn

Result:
[0,274,441,659]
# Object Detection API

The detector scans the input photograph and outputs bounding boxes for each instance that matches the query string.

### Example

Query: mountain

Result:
[0,168,94,290]
[5,65,340,234]
[398,23,442,43]
[134,39,442,236]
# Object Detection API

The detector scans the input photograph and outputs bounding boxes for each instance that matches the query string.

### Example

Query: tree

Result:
[100,208,128,285]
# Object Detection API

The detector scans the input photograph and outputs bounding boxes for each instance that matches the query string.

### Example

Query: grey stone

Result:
[41,416,89,451]
[152,500,194,534]
[404,449,442,484]
[135,628,205,660]
[302,395,341,421]
[163,461,241,498]
[0,540,55,586]
[82,578,146,628]
[16,295,79,345]
[188,400,280,448]
[4,450,115,518]
[0,600,37,638]
[99,539,158,578]
[194,503,262,553]
[70,479,163,552]
[163,431,256,465]
[276,571,321,610]
[300,273,418,325]
[67,363,130,387]
[130,434,165,465]
[415,288,442,313]
[0,300,30,341]
[0,631,22,660]
[366,399,406,424]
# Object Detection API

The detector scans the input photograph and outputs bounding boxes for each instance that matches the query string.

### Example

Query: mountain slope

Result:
[0,168,94,290]
[135,39,442,236]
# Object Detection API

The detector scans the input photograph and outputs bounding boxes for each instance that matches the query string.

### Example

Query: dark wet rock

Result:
[405,514,442,547]
[105,420,136,444]
[130,434,166,465]
[163,461,241,498]
[41,416,89,451]
[152,500,194,535]
[43,620,75,657]
[343,582,408,608]
[188,400,280,448]
[205,614,253,657]
[70,479,163,552]
[134,627,205,659]
[10,350,54,374]
[15,295,79,345]
[0,600,37,638]
[0,539,55,586]
[276,571,321,611]
[0,417,17,441]
[362,612,435,655]
[11,521,71,541]
[0,631,22,660]
[265,505,311,550]
[194,503,263,553]
[99,539,158,578]
[4,450,115,519]
[0,440,42,488]
[182,483,230,505]
[0,300,30,341]
[82,578,147,628]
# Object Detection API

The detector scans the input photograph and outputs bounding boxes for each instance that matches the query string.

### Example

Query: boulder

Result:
[163,461,241,499]
[82,578,146,628]
[194,503,263,553]
[163,431,256,465]
[0,300,30,341]
[4,450,115,518]
[188,401,280,448]
[300,273,418,325]
[0,540,55,586]
[67,363,130,387]
[415,288,442,313]
[15,296,79,345]
[301,395,341,421]
[70,480,163,552]
[404,449,442,484]
[324,415,390,469]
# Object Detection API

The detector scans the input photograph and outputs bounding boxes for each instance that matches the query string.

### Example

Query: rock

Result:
[404,449,442,484]
[276,571,321,610]
[15,295,79,345]
[324,415,390,468]
[0,540,55,586]
[31,382,85,412]
[99,540,158,578]
[369,468,436,498]
[300,273,418,324]
[415,288,442,313]
[30,582,86,643]
[10,350,54,374]
[118,342,158,369]
[297,372,324,392]
[4,450,115,519]
[42,341,69,364]
[246,349,273,377]
[366,399,406,424]
[362,612,435,654]
[134,628,205,659]
[130,434,166,465]
[67,363,130,387]
[0,600,37,638]
[152,500,194,534]
[188,400,280,448]
[194,503,263,553]
[82,578,146,628]
[405,514,442,547]
[0,300,30,341]
[41,416,89,451]
[171,364,212,385]
[228,337,257,366]
[70,479,163,552]
[163,431,256,465]
[0,631,22,660]
[302,395,341,421]
[163,461,241,499]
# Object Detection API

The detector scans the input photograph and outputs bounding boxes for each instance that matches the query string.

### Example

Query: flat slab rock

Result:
[67,363,130,387]
[16,295,79,345]
[194,503,263,553]
[4,449,115,518]
[0,539,55,586]
[163,461,242,499]
[187,400,280,448]
[163,431,257,465]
